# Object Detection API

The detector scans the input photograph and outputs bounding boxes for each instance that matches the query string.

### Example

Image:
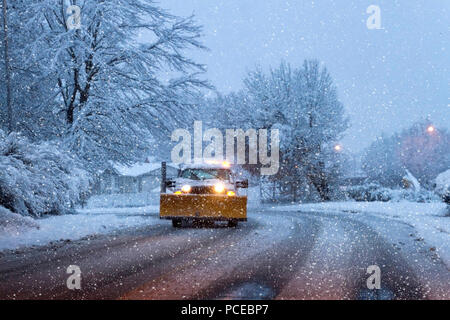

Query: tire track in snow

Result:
[121,213,319,300]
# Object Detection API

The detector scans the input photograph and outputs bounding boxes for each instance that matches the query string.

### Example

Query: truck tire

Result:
[172,219,182,228]
[228,220,238,228]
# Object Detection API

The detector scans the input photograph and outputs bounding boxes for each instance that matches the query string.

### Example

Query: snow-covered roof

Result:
[403,169,421,191]
[111,162,178,177]
[105,159,235,177]
[179,160,232,170]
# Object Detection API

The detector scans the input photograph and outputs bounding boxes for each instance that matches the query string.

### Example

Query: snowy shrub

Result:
[346,184,389,202]
[399,189,440,203]
[434,169,450,204]
[346,183,439,203]
[0,130,91,217]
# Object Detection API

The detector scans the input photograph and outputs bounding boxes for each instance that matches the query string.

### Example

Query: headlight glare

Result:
[181,185,191,193]
[214,183,225,193]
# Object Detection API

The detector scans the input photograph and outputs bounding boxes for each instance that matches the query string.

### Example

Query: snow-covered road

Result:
[0,206,448,300]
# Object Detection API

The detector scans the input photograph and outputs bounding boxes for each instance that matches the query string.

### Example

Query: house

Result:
[93,160,179,195]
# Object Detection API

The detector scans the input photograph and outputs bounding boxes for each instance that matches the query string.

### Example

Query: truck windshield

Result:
[180,169,230,181]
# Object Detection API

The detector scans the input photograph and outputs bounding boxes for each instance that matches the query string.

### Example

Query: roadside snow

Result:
[272,201,450,267]
[0,206,161,251]
[0,206,40,235]
[77,205,159,215]
[86,192,160,208]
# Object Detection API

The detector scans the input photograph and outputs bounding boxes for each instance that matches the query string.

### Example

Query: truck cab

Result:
[160,161,248,227]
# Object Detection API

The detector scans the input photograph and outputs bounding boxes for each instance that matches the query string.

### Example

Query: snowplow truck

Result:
[160,162,248,227]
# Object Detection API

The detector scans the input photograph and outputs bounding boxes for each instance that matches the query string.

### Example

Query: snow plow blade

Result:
[160,194,247,221]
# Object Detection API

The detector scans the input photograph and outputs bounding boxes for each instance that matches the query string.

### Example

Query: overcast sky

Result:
[159,0,449,154]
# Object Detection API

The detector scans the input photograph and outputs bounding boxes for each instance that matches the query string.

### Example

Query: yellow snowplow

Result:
[159,161,248,227]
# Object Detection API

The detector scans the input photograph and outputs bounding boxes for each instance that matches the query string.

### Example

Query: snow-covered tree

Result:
[363,121,450,188]
[243,61,348,200]
[1,0,72,139]
[362,133,405,187]
[2,0,209,169]
[200,60,349,201]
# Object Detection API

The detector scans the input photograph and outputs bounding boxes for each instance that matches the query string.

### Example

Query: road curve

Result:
[0,208,448,300]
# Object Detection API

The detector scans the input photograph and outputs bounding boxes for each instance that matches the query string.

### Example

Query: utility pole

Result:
[2,0,12,133]
[161,162,167,193]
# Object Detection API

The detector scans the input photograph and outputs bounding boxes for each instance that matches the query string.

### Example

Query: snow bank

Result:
[345,183,439,203]
[86,192,160,208]
[272,201,450,266]
[0,206,160,251]
[273,201,446,216]
[86,186,262,209]
[0,206,39,235]
[76,205,159,215]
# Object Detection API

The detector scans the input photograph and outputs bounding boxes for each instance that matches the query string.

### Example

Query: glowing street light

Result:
[427,125,435,134]
[334,144,342,152]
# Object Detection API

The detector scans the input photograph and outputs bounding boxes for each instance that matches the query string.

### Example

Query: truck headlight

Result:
[227,191,236,196]
[214,183,225,193]
[181,185,191,193]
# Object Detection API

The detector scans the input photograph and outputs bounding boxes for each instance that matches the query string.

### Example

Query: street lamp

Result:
[334,144,342,152]
[427,125,435,134]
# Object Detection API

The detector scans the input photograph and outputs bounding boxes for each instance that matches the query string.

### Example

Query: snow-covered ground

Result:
[85,193,160,208]
[0,205,160,251]
[86,186,261,209]
[2,200,448,271]
[271,201,450,267]
[0,184,261,252]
